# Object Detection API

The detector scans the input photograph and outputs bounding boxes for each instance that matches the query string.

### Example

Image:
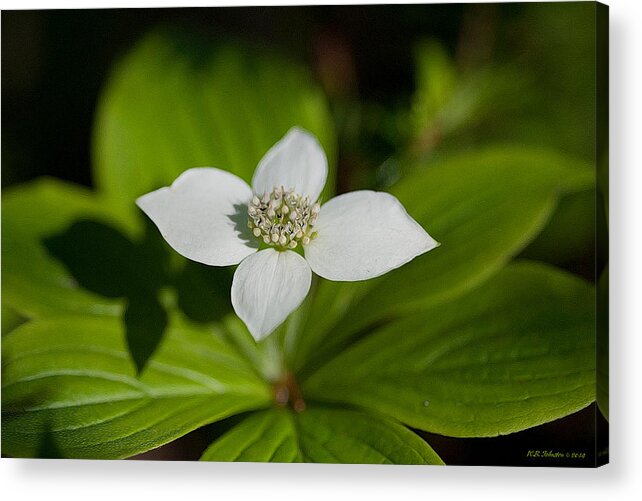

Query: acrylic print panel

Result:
[1,1,608,467]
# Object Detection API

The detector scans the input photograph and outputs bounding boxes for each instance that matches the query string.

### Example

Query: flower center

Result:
[247,186,320,250]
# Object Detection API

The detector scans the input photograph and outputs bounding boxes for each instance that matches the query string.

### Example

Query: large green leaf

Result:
[292,147,594,373]
[201,407,443,465]
[2,315,271,459]
[1,178,137,318]
[93,32,336,209]
[303,262,596,437]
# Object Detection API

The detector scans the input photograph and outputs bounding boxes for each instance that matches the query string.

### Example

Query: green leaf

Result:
[2,304,26,337]
[1,178,137,318]
[2,315,271,458]
[201,407,443,465]
[200,409,301,463]
[293,147,594,373]
[42,218,175,372]
[411,40,458,132]
[304,261,596,437]
[520,189,596,267]
[93,31,336,209]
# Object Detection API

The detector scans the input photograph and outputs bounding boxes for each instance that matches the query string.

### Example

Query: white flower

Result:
[137,127,438,341]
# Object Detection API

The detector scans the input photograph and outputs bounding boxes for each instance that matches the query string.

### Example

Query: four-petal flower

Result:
[137,127,438,340]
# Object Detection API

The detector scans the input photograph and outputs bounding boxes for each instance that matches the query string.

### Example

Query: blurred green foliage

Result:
[93,32,337,210]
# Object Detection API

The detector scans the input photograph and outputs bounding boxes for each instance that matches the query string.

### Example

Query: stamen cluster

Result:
[248,186,320,250]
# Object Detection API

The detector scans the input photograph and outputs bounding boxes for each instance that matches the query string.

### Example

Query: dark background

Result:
[2,3,599,190]
[1,3,607,466]
[3,5,468,188]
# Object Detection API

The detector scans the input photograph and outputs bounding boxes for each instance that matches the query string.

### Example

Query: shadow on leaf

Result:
[175,261,233,323]
[37,423,66,459]
[43,218,169,375]
[42,217,234,374]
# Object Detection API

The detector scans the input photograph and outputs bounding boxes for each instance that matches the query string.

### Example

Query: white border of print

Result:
[1,1,640,501]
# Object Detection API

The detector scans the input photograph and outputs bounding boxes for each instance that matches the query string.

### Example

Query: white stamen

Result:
[247,185,320,250]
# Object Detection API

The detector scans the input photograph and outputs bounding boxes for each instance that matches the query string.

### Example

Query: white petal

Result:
[304,191,438,281]
[136,168,258,266]
[231,249,312,341]
[251,127,327,201]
